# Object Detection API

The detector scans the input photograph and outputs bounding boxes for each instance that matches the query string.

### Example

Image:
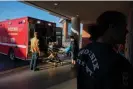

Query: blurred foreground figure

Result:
[77,11,133,89]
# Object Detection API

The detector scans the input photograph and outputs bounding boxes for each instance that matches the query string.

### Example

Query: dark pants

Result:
[71,51,77,61]
[70,51,74,60]
[30,52,39,70]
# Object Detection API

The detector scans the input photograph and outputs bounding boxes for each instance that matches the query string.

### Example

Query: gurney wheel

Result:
[60,62,63,66]
[53,62,58,67]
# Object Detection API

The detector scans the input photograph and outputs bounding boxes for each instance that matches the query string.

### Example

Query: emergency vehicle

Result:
[0,17,56,60]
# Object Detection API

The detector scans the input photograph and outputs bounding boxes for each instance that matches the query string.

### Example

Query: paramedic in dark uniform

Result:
[30,32,40,71]
[77,11,133,89]
[70,36,79,68]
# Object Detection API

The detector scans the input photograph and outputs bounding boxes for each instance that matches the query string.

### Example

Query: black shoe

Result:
[71,64,74,68]
[54,62,58,67]
[33,68,40,71]
[71,64,76,69]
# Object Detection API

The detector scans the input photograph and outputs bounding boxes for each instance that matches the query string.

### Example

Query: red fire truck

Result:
[0,17,56,60]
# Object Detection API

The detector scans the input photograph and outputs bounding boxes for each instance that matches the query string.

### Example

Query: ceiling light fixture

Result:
[54,3,58,6]
[48,23,52,26]
[37,21,40,24]
[76,15,79,17]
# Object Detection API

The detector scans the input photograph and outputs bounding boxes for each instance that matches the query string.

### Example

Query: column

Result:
[63,20,68,42]
[125,10,133,65]
[71,17,80,48]
[81,24,91,48]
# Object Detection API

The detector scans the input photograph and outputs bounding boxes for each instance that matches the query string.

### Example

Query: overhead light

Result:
[48,23,52,26]
[54,3,58,6]
[37,21,40,24]
[22,20,26,23]
[76,15,79,17]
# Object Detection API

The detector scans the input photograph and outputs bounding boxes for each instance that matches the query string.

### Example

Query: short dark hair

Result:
[97,11,126,25]
[70,36,74,39]
[88,11,126,41]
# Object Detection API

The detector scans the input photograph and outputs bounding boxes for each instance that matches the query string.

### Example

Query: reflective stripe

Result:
[0,52,7,55]
[0,42,26,48]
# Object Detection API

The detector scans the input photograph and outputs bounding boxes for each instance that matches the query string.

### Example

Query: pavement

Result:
[0,54,29,72]
[0,64,76,89]
[0,54,77,89]
[46,78,76,89]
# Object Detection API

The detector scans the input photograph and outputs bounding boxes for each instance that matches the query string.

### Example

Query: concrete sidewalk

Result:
[47,78,77,89]
[0,64,76,89]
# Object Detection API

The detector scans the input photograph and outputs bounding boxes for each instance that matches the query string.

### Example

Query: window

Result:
[18,21,22,24]
[56,32,61,35]
[68,22,71,36]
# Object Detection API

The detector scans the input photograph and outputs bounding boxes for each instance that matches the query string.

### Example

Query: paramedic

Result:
[30,32,40,71]
[77,11,133,89]
[70,36,79,67]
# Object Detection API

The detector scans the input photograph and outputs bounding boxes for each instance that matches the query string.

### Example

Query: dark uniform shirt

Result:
[70,40,79,60]
[76,42,133,89]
